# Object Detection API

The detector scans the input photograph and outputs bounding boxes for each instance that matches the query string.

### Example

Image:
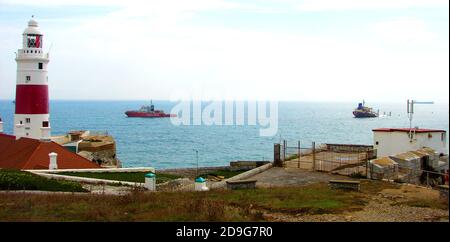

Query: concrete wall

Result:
[210,163,273,189]
[374,131,447,158]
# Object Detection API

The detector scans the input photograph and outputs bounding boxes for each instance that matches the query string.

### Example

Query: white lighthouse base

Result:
[14,114,50,140]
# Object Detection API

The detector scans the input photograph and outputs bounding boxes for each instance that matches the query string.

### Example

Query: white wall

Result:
[374,131,447,157]
[14,114,50,139]
[16,56,49,85]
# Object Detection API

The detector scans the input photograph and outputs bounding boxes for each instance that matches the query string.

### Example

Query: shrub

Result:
[0,169,87,192]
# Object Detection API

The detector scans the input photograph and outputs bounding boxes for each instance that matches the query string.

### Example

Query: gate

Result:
[278,140,374,177]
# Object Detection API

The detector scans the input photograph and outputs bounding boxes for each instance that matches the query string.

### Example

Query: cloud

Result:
[296,0,449,11]
[0,0,448,102]
[370,17,437,45]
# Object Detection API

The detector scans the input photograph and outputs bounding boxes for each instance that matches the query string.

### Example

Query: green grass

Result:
[0,182,367,221]
[198,169,245,179]
[0,169,87,192]
[207,183,365,214]
[0,181,428,222]
[285,154,299,161]
[58,172,181,184]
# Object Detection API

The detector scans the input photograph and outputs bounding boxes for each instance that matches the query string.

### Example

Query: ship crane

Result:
[407,99,434,141]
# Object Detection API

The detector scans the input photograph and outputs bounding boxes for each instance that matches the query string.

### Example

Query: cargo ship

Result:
[353,101,378,118]
[125,101,176,118]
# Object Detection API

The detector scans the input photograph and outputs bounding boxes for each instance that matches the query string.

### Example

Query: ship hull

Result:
[125,111,175,118]
[353,111,378,118]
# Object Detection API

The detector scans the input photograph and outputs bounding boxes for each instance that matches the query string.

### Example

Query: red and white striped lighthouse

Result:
[14,17,51,140]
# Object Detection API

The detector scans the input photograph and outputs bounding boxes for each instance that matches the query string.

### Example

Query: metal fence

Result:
[277,140,448,187]
[279,140,373,175]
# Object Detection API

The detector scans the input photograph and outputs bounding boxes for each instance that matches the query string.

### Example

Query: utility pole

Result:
[193,149,199,178]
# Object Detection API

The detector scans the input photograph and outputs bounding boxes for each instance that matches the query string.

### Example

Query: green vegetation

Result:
[285,154,299,161]
[0,182,387,221]
[206,183,367,214]
[198,169,245,179]
[58,172,181,184]
[0,169,87,192]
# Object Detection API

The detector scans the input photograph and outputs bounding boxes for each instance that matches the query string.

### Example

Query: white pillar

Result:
[195,177,209,191]
[15,123,25,139]
[144,173,156,191]
[40,126,51,141]
[49,152,58,170]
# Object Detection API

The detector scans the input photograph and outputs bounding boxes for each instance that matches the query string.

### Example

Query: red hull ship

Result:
[125,101,176,118]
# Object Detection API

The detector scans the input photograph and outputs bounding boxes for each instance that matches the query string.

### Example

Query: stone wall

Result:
[77,135,121,168]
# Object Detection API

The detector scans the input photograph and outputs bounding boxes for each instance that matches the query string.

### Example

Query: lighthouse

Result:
[14,17,51,140]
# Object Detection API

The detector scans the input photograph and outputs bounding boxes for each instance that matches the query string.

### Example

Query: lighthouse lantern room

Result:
[14,16,51,140]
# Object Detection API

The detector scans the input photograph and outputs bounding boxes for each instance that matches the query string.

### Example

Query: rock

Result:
[77,145,121,168]
[78,151,94,161]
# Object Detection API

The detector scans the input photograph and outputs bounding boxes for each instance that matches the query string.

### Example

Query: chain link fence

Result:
[276,140,448,187]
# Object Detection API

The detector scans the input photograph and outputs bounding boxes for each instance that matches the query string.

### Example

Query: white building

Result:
[13,17,51,140]
[373,128,447,158]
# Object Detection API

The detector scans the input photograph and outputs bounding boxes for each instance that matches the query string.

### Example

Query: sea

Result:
[0,100,448,169]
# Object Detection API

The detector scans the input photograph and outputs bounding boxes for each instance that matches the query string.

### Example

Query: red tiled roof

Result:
[0,133,101,170]
[372,128,446,133]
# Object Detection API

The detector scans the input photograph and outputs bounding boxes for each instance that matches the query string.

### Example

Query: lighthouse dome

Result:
[23,17,42,35]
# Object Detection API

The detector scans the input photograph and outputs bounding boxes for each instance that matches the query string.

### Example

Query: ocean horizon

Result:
[1,100,448,169]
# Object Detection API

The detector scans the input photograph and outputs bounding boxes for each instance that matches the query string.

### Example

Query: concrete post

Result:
[274,143,282,167]
[144,173,156,191]
[195,177,208,191]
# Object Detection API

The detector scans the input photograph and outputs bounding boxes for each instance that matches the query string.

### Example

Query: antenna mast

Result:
[407,99,434,140]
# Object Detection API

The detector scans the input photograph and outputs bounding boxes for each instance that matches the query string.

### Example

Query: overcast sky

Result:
[0,0,448,102]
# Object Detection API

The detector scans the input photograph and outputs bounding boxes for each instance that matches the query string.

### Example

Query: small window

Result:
[375,141,379,145]
[26,133,29,136]
[442,133,445,141]
[42,121,49,127]
[25,118,31,123]
[26,76,31,82]
[38,63,43,69]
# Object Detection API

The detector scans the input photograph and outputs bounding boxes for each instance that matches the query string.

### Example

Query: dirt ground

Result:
[262,184,449,222]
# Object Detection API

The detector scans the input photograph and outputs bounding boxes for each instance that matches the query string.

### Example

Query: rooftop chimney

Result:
[49,152,58,170]
[40,125,51,142]
[15,122,25,140]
